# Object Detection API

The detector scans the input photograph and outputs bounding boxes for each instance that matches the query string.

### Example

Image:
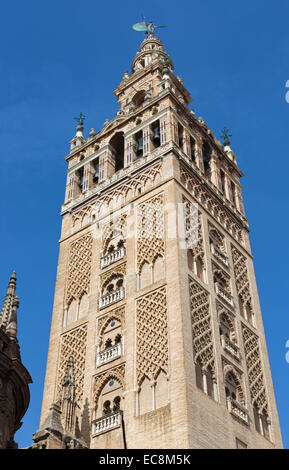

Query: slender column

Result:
[83,162,94,192]
[195,138,204,171]
[75,299,80,322]
[202,369,208,395]
[124,135,134,167]
[65,172,80,202]
[142,126,150,156]
[210,152,219,187]
[135,388,140,417]
[182,128,190,157]
[136,272,140,291]
[151,381,156,411]
[149,264,153,285]
[160,116,167,145]
[170,115,178,144]
[258,412,264,436]
[213,378,218,402]
[267,419,273,442]
[63,306,68,328]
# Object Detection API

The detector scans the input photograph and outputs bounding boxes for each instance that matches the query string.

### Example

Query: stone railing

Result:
[210,243,229,267]
[101,246,126,269]
[99,287,125,310]
[221,335,240,360]
[92,411,122,437]
[227,397,248,424]
[97,343,122,366]
[215,283,234,308]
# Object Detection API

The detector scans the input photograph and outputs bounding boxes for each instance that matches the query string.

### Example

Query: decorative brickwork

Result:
[93,364,125,406]
[137,193,165,270]
[180,167,243,244]
[66,234,93,305]
[57,324,88,404]
[136,286,168,384]
[231,245,251,304]
[100,263,126,290]
[242,325,268,413]
[189,279,215,373]
[102,214,127,253]
[97,306,125,339]
[72,162,162,227]
[183,196,203,259]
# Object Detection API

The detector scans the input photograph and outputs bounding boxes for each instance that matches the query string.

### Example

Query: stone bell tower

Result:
[34,25,283,449]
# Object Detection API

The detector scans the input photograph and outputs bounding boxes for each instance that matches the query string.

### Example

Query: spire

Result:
[0,271,19,337]
[69,113,86,152]
[61,355,75,398]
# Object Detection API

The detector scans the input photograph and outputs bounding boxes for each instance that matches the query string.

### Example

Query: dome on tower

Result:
[131,35,173,74]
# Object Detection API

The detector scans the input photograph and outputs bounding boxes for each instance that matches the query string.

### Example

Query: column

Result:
[210,152,219,188]
[202,369,208,394]
[142,126,151,156]
[195,138,204,172]
[183,128,191,158]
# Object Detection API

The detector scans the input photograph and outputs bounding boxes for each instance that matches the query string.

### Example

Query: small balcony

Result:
[99,286,125,310]
[92,411,123,437]
[221,335,240,360]
[215,283,234,308]
[227,397,248,424]
[210,243,229,267]
[101,246,126,269]
[96,343,122,366]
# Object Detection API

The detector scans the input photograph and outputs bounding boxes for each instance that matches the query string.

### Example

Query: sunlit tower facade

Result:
[33,26,282,449]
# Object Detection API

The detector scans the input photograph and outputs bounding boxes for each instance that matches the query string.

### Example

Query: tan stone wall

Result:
[40,55,283,447]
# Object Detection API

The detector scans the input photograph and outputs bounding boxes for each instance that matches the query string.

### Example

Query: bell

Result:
[151,127,160,141]
[93,170,99,183]
[78,177,83,188]
[135,137,143,155]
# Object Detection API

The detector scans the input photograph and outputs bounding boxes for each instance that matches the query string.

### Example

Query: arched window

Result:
[105,338,112,349]
[134,130,143,157]
[115,334,121,344]
[103,400,111,415]
[224,370,244,407]
[225,373,238,401]
[190,136,196,162]
[113,396,121,412]
[96,378,123,419]
[203,142,211,177]
[150,120,161,149]
[253,405,272,440]
[132,90,146,107]
[109,132,124,172]
[219,313,236,343]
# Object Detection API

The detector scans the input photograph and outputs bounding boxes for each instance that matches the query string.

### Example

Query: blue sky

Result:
[1,0,288,448]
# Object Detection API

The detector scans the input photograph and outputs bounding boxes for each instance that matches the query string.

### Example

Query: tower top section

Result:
[131,35,173,75]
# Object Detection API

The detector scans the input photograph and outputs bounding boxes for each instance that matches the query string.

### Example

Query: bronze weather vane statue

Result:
[132,16,167,37]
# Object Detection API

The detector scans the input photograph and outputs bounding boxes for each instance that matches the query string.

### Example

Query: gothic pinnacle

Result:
[0,271,19,335]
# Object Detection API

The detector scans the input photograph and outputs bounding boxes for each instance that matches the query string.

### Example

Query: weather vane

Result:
[132,16,167,37]
[74,112,86,126]
[220,127,232,146]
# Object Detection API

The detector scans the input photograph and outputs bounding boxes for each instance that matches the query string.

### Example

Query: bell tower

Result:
[34,25,283,449]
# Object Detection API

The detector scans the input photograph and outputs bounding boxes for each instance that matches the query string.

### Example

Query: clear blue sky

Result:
[1,0,288,448]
